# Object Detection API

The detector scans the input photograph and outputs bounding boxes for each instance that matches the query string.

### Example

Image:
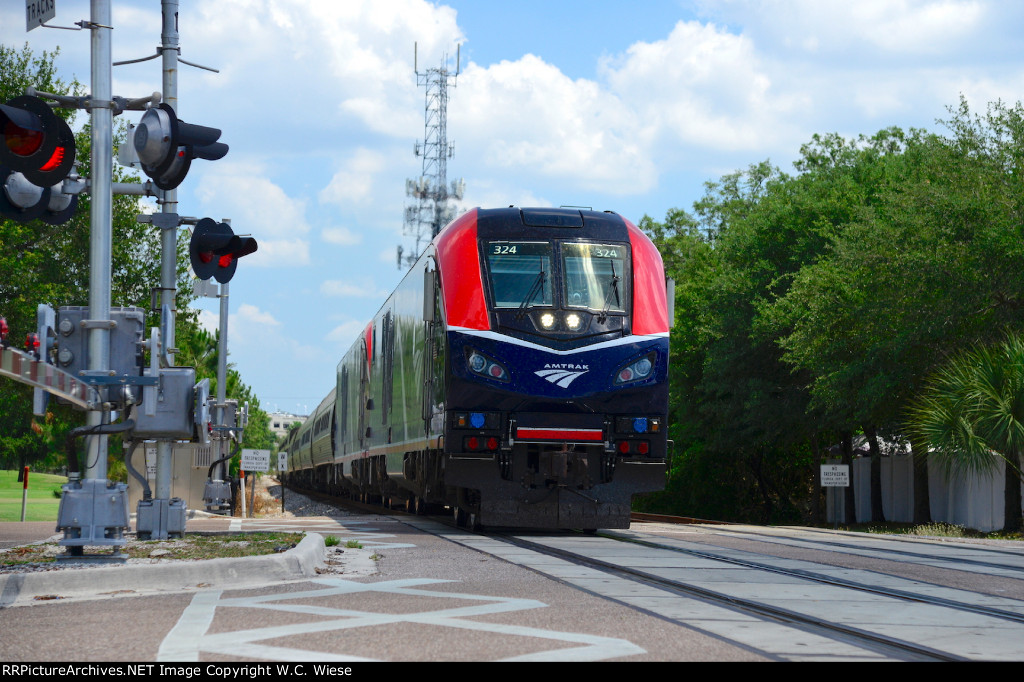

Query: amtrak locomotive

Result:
[280,206,670,529]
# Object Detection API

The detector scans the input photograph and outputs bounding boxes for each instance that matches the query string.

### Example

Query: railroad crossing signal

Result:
[0,96,79,224]
[0,165,78,224]
[189,218,258,283]
[134,103,228,190]
[0,95,76,186]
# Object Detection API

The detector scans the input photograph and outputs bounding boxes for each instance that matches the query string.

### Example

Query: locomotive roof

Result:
[452,206,630,242]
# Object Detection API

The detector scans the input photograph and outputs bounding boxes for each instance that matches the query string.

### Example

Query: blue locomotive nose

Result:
[283,206,668,531]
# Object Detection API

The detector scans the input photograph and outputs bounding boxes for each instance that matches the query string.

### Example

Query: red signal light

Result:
[25,332,40,359]
[3,120,43,157]
[0,96,76,187]
[189,218,258,284]
[39,145,66,172]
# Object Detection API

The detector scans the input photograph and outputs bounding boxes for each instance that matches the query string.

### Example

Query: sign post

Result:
[820,464,850,529]
[20,466,29,522]
[241,449,270,518]
[277,452,287,513]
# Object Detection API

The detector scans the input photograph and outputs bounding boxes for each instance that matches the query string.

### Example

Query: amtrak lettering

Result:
[535,363,589,388]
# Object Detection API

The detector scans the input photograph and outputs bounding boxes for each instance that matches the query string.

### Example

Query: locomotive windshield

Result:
[485,240,630,314]
[486,241,553,308]
[562,243,627,313]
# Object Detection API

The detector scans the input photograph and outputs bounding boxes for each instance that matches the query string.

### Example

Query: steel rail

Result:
[494,530,967,662]
[284,483,970,660]
[605,531,1024,625]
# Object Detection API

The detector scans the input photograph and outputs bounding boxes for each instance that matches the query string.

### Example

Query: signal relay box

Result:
[131,366,197,440]
[55,306,145,378]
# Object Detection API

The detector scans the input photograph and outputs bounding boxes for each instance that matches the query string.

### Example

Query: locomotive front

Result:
[437,207,669,529]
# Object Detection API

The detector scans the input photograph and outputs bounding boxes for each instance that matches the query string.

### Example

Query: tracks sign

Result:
[26,0,56,31]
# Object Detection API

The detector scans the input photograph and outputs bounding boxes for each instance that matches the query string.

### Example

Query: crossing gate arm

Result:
[0,346,100,411]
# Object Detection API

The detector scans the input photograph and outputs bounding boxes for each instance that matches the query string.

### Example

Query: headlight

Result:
[540,312,555,329]
[467,349,509,382]
[614,353,655,385]
[469,352,487,373]
[565,313,582,330]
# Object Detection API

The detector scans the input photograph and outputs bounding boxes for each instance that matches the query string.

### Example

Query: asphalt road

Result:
[0,514,762,663]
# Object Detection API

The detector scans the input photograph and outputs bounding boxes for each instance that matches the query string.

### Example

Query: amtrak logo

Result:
[535,363,589,388]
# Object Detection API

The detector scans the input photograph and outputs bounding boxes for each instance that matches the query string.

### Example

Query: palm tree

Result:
[907,333,1024,532]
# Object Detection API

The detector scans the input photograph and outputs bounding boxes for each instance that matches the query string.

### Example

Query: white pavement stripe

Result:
[159,576,645,662]
[157,589,223,662]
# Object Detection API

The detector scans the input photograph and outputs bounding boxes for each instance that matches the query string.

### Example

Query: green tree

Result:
[639,161,825,523]
[775,102,1024,522]
[1,43,84,472]
[907,333,1024,531]
[1,43,271,478]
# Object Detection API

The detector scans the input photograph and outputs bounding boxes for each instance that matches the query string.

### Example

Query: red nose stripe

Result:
[516,427,603,441]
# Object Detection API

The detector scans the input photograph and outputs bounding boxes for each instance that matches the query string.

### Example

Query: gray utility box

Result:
[131,367,197,440]
[136,497,187,539]
[55,306,145,378]
[56,478,131,546]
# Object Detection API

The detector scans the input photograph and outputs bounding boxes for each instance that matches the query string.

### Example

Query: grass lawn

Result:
[0,469,66,522]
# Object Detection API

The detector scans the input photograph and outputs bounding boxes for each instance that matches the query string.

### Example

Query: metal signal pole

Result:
[53,0,132,562]
[150,0,181,539]
[85,0,113,486]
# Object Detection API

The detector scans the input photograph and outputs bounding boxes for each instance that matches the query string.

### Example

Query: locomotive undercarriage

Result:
[284,442,663,530]
[444,443,664,529]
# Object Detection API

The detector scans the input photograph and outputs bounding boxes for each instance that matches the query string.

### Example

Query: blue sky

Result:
[4,0,1024,416]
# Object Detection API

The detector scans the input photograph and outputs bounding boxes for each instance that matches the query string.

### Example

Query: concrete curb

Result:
[0,532,327,607]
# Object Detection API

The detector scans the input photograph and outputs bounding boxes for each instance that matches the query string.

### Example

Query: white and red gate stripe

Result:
[0,346,99,410]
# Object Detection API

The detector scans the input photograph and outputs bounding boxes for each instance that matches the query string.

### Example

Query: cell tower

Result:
[399,43,466,269]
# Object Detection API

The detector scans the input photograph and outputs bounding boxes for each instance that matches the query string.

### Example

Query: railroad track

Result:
[692,523,1024,575]
[491,530,970,662]
[288,484,1024,661]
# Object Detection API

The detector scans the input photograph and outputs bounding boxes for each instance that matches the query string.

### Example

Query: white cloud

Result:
[182,0,462,138]
[11,0,1024,417]
[193,163,311,267]
[327,320,369,345]
[600,20,799,154]
[319,148,388,206]
[195,165,309,238]
[705,0,987,57]
[320,280,387,298]
[452,56,656,193]
[461,185,550,213]
[322,227,361,245]
[236,304,280,327]
[196,309,219,333]
[245,239,311,268]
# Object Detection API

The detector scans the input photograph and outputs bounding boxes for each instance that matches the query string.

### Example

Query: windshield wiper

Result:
[597,261,620,323]
[515,269,546,319]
